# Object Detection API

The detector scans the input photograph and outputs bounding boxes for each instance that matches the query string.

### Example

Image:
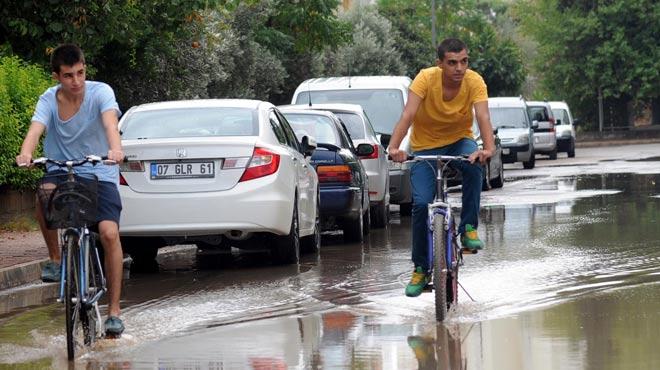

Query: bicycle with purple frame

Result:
[407,154,476,321]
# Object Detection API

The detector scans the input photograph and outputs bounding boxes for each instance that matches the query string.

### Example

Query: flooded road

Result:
[1,144,659,369]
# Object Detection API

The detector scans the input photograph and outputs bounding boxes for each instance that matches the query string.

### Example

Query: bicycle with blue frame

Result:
[28,155,111,359]
[407,154,476,321]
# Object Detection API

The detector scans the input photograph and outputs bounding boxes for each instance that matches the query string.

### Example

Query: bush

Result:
[0,56,53,190]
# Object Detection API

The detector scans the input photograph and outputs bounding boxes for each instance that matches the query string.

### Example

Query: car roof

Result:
[281,103,365,114]
[526,101,552,107]
[298,76,411,90]
[130,99,268,112]
[547,101,570,109]
[278,108,339,118]
[488,97,527,108]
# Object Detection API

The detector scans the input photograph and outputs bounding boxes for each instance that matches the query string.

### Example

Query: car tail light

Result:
[239,147,280,182]
[317,165,352,183]
[119,161,144,172]
[549,117,556,132]
[119,173,128,186]
[360,144,379,160]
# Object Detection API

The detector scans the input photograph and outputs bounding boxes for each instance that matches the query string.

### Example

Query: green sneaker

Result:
[461,224,484,250]
[405,267,430,297]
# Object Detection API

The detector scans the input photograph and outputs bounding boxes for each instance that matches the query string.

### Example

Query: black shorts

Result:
[41,171,122,226]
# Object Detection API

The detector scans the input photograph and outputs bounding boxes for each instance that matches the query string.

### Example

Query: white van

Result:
[488,97,537,169]
[548,101,577,157]
[291,76,414,215]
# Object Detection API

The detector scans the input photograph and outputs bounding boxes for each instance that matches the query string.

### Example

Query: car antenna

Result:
[347,57,352,88]
[307,80,312,107]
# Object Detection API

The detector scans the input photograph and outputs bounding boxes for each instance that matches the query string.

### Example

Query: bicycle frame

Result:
[58,227,106,306]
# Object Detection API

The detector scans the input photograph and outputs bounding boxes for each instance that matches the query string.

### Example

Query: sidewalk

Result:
[0,230,48,290]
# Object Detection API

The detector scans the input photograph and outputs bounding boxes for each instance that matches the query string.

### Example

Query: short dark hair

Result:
[437,38,468,60]
[50,44,85,73]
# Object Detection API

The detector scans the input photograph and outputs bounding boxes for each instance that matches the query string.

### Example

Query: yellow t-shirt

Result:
[409,67,488,151]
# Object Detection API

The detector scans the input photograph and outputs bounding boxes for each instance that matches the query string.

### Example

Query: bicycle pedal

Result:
[461,248,478,255]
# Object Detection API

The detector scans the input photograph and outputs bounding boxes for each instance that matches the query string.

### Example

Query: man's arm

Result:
[387,91,422,162]
[15,122,46,166]
[470,100,495,164]
[102,110,124,162]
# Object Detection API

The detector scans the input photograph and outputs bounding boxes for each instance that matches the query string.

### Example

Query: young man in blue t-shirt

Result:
[15,44,126,337]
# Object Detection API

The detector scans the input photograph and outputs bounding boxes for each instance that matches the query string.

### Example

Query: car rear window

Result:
[332,112,366,140]
[528,106,550,122]
[120,108,258,139]
[294,89,404,134]
[489,107,529,129]
[283,113,341,146]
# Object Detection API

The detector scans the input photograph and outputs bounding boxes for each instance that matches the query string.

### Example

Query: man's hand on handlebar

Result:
[15,153,33,167]
[107,149,125,163]
[468,149,493,165]
[387,147,408,163]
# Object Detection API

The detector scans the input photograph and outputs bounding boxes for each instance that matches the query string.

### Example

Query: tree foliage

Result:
[514,0,659,128]
[323,6,406,76]
[377,0,525,97]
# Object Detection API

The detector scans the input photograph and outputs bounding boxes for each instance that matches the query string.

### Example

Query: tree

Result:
[514,0,659,129]
[323,6,406,76]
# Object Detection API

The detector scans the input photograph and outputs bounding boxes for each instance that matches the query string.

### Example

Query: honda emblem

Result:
[176,148,187,158]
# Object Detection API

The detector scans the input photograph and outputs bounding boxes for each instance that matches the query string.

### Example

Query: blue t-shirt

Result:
[32,81,121,184]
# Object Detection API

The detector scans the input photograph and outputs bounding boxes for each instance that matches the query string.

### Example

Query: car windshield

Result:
[121,108,258,139]
[332,112,366,140]
[282,113,341,146]
[294,89,404,134]
[552,108,570,125]
[489,107,529,128]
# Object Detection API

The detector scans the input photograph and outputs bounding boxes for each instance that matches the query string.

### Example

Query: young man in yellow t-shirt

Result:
[388,38,495,297]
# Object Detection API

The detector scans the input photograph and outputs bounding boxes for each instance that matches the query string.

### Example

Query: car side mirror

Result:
[555,119,562,125]
[301,135,317,157]
[356,143,375,157]
[379,133,391,147]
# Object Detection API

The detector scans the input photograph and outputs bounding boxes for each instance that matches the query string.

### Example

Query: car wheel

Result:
[272,199,300,265]
[490,156,504,189]
[343,203,364,243]
[568,139,576,158]
[363,205,371,236]
[370,199,389,228]
[399,202,413,216]
[121,236,162,272]
[301,194,320,254]
[522,151,535,169]
[481,161,492,191]
[549,147,558,160]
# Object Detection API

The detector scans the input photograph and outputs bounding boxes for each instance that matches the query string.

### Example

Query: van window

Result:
[552,109,571,125]
[489,107,529,128]
[295,89,404,134]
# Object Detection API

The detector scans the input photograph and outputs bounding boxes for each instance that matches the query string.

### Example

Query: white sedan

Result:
[117,99,320,267]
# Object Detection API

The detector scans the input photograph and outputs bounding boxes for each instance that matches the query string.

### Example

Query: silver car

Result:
[527,101,558,159]
[280,103,391,228]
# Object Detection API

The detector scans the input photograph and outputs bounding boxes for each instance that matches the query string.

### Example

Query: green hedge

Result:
[0,56,53,190]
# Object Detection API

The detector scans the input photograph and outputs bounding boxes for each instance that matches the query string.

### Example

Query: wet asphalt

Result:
[1,144,659,369]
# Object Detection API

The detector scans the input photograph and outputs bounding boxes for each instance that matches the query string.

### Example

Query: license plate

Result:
[150,161,215,179]
[502,148,510,155]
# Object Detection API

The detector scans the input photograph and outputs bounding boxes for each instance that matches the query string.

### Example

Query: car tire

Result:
[272,199,300,265]
[549,147,558,160]
[301,194,321,254]
[568,139,576,158]
[399,202,413,216]
[343,203,364,243]
[370,199,389,228]
[522,151,535,169]
[363,205,371,236]
[490,157,504,189]
[121,236,162,272]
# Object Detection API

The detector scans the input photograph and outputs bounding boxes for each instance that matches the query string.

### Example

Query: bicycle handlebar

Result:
[17,155,114,168]
[387,154,472,163]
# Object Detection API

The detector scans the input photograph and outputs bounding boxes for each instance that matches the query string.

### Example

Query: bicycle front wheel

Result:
[432,216,448,321]
[64,234,80,360]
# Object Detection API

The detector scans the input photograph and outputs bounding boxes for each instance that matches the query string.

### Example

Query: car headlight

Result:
[517,133,529,144]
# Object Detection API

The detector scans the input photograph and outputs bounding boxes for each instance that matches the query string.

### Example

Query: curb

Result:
[0,259,48,290]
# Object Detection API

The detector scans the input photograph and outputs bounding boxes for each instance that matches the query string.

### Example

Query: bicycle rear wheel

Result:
[432,216,448,321]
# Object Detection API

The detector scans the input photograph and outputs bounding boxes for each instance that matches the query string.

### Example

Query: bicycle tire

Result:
[446,219,459,308]
[64,234,79,360]
[432,215,449,321]
[81,234,99,346]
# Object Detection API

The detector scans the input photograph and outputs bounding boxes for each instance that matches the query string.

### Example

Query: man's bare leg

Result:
[98,220,123,317]
[35,196,59,262]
